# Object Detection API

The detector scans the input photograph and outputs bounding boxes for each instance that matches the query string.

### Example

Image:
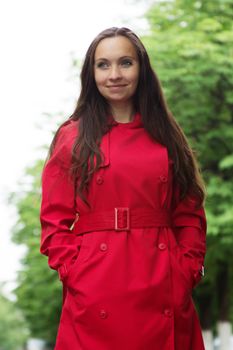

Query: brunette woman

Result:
[40,27,206,350]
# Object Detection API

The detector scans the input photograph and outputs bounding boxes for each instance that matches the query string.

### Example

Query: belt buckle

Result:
[115,208,130,231]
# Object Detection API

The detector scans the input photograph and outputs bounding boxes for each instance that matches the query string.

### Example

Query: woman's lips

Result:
[107,84,128,91]
[107,84,127,87]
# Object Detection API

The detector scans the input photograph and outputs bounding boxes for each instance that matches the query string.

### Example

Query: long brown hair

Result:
[50,27,205,206]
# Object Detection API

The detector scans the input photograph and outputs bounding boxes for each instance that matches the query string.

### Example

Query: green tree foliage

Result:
[10,160,62,346]
[143,0,233,328]
[0,290,29,350]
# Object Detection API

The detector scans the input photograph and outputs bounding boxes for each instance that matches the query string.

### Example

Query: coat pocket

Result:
[170,246,193,310]
[172,245,193,293]
[65,234,88,294]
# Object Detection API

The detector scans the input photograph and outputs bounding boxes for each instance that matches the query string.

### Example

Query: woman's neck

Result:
[110,102,135,123]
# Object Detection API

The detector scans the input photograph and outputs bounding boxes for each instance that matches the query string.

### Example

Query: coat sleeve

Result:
[171,181,207,288]
[40,121,81,282]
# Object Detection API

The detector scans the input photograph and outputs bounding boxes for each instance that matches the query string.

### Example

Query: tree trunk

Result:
[216,262,232,350]
[217,262,230,322]
[217,321,232,350]
[202,330,214,350]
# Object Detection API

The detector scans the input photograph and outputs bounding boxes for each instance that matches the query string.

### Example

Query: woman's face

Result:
[94,36,139,107]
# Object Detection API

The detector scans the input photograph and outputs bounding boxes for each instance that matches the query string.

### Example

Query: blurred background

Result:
[0,0,232,349]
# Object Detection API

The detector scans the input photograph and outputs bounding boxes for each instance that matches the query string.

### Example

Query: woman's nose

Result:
[109,65,122,80]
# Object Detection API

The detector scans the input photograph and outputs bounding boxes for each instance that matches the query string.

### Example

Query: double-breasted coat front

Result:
[40,113,206,350]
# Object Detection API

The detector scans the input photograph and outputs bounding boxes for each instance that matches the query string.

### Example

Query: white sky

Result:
[0,0,151,297]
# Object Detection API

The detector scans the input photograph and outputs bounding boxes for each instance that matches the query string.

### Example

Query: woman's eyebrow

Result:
[95,55,136,62]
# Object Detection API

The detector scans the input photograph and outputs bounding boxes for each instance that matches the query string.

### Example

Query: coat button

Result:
[100,243,108,251]
[158,243,167,250]
[164,309,173,317]
[99,309,108,319]
[96,175,104,185]
[159,175,167,183]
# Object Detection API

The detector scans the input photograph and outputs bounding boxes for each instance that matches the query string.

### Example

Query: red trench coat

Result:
[40,113,207,350]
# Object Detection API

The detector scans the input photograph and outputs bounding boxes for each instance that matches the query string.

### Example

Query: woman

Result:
[40,27,207,350]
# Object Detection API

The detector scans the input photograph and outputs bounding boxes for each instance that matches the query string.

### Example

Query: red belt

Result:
[72,208,171,235]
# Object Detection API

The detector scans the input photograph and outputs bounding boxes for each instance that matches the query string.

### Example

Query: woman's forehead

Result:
[94,36,137,61]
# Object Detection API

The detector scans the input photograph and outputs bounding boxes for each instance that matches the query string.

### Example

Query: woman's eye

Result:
[121,60,133,67]
[96,62,109,69]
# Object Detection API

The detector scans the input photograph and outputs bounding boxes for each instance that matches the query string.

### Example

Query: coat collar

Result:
[108,112,143,129]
